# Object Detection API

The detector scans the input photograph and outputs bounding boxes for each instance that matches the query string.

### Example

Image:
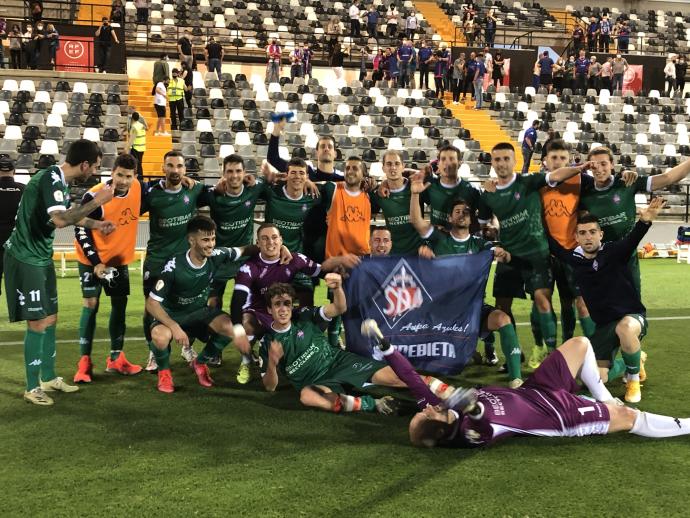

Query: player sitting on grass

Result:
[258,276,453,414]
[362,319,690,447]
[145,216,289,393]
[548,198,666,403]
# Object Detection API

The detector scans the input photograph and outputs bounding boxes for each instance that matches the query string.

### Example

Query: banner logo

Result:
[373,258,432,329]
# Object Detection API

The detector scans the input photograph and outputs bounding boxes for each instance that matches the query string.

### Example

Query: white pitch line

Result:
[0,316,689,346]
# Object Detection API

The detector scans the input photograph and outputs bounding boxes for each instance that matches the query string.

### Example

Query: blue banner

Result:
[343,251,493,375]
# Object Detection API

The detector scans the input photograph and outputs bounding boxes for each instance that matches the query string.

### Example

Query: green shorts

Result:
[78,263,130,298]
[4,252,58,322]
[492,261,526,299]
[151,305,225,343]
[550,255,579,299]
[303,349,387,393]
[143,257,164,298]
[590,314,648,364]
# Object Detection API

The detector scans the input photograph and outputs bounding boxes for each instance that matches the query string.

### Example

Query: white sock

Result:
[241,354,252,365]
[339,394,360,412]
[630,411,690,438]
[579,341,614,402]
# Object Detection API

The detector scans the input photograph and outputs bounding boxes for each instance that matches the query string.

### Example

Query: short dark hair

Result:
[450,198,470,213]
[370,225,391,235]
[491,142,515,153]
[287,157,308,170]
[113,153,137,172]
[65,139,101,166]
[576,212,600,227]
[257,222,280,237]
[411,417,452,448]
[131,111,140,122]
[163,150,185,161]
[265,282,297,306]
[317,135,336,148]
[545,139,571,154]
[587,146,614,162]
[223,154,245,169]
[532,120,541,128]
[437,144,462,162]
[187,215,216,234]
[345,155,366,175]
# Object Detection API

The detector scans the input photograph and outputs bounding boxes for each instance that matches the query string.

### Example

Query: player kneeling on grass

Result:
[145,215,283,393]
[258,276,455,414]
[362,320,690,447]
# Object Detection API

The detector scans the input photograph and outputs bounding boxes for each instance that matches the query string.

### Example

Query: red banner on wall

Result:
[56,37,94,72]
[623,64,643,94]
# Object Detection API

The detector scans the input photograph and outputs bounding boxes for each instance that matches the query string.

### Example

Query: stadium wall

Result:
[452,47,538,88]
[539,0,688,11]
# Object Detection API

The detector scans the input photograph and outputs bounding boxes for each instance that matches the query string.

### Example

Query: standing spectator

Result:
[29,1,43,23]
[565,55,576,91]
[31,21,45,70]
[386,46,399,87]
[153,77,169,136]
[405,11,418,40]
[572,24,584,54]
[366,6,379,39]
[431,51,444,98]
[521,119,539,174]
[451,52,465,104]
[111,0,125,24]
[302,42,314,80]
[22,25,33,70]
[180,60,193,109]
[45,23,58,68]
[265,38,281,83]
[349,1,361,38]
[463,11,474,45]
[587,55,602,92]
[492,51,504,87]
[167,67,185,131]
[9,24,22,69]
[599,15,612,53]
[485,9,497,47]
[438,43,450,92]
[676,55,687,97]
[94,17,119,73]
[127,111,147,180]
[290,45,304,80]
[417,41,432,89]
[462,51,476,100]
[0,157,24,296]
[386,4,399,38]
[483,46,493,71]
[611,53,628,92]
[664,56,677,98]
[397,38,413,87]
[372,48,384,81]
[205,36,223,77]
[177,29,193,71]
[408,45,417,88]
[326,17,341,53]
[359,46,370,81]
[538,51,554,93]
[152,53,169,86]
[600,56,613,92]
[575,50,589,92]
[0,18,6,68]
[330,42,346,80]
[552,57,565,93]
[135,0,149,24]
[532,59,540,90]
[616,20,630,53]
[586,16,599,53]
[472,18,482,46]
[473,54,486,109]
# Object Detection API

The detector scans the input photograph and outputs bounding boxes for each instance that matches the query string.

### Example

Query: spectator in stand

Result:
[575,50,589,92]
[599,15,612,53]
[664,56,677,98]
[521,119,539,174]
[553,58,565,93]
[587,55,602,92]
[205,36,223,77]
[290,45,304,80]
[408,45,417,89]
[372,48,385,81]
[451,52,465,104]
[538,51,554,93]
[266,38,281,83]
[177,29,193,71]
[616,20,630,53]
[45,23,58,68]
[472,18,482,46]
[167,67,186,131]
[432,51,446,98]
[349,0,361,38]
[676,55,687,97]
[485,9,497,47]
[600,56,613,92]
[31,21,45,70]
[438,43,450,91]
[22,25,33,70]
[0,18,6,69]
[611,53,628,92]
[462,51,476,101]
[572,24,584,54]
[330,42,347,80]
[492,51,504,87]
[366,6,380,39]
[29,1,43,23]
[386,4,399,38]
[587,16,599,53]
[397,38,413,87]
[180,60,193,108]
[301,42,313,79]
[462,10,474,45]
[405,11,418,40]
[359,46,370,81]
[153,77,169,136]
[473,54,487,109]
[111,0,125,24]
[94,17,119,73]
[565,54,576,91]
[326,17,341,53]
[9,24,22,69]
[532,58,540,89]
[153,53,169,86]
[135,0,149,24]
[418,40,433,89]
[386,46,399,87]
[127,111,147,179]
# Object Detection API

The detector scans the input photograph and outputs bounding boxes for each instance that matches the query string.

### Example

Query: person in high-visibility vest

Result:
[168,67,186,131]
[127,111,147,180]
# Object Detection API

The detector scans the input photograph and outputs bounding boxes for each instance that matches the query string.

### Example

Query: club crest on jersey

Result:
[592,259,599,271]
[244,200,252,207]
[50,171,62,185]
[514,192,521,200]
[613,194,621,204]
[373,258,433,329]
[301,204,308,212]
[297,330,304,339]
[183,195,190,204]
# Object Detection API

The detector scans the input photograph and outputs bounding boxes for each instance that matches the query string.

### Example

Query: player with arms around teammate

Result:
[73,153,143,383]
[146,216,267,393]
[4,139,114,405]
[549,198,666,403]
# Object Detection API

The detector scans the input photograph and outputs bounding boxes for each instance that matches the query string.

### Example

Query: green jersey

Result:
[422,176,481,227]
[478,172,551,258]
[142,180,204,267]
[259,306,336,389]
[198,180,267,247]
[4,166,70,266]
[264,184,333,253]
[423,227,493,256]
[149,246,241,314]
[579,175,651,242]
[371,180,423,255]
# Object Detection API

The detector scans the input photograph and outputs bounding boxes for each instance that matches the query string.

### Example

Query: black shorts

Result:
[151,306,226,343]
[154,104,166,117]
[78,263,130,298]
[539,74,553,85]
[479,303,497,339]
[550,255,578,299]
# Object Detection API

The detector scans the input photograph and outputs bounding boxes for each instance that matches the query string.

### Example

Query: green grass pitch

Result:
[1,259,689,517]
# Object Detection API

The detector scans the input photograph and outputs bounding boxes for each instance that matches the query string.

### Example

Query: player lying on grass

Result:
[256,275,454,414]
[362,320,690,447]
[548,198,665,403]
[145,215,291,393]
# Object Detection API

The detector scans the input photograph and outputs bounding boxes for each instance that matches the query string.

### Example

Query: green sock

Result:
[328,315,342,347]
[608,358,627,381]
[79,306,98,356]
[621,349,641,376]
[109,296,128,360]
[198,335,230,364]
[579,316,596,338]
[24,329,45,391]
[561,304,576,341]
[149,341,170,370]
[498,324,522,380]
[530,304,543,346]
[359,395,377,412]
[40,324,57,382]
[538,311,557,350]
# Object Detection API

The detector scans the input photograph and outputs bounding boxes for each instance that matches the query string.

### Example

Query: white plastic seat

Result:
[622,104,636,115]
[229,109,245,121]
[388,137,403,150]
[563,131,577,143]
[73,82,89,95]
[275,101,290,113]
[634,155,649,167]
[3,125,22,140]
[451,139,466,152]
[369,162,383,178]
[304,133,318,149]
[410,126,426,139]
[267,82,282,94]
[0,101,9,115]
[299,122,314,136]
[196,119,213,133]
[46,113,64,127]
[410,106,424,118]
[635,133,648,145]
[219,144,236,158]
[301,93,316,105]
[83,127,100,142]
[52,102,68,116]
[358,115,372,127]
[209,88,223,100]
[396,105,409,117]
[2,79,18,92]
[524,86,535,96]
[663,144,678,156]
[374,96,388,108]
[39,139,60,155]
[565,121,579,133]
[516,101,529,113]
[19,80,36,92]
[34,90,51,104]
[347,125,363,138]
[234,132,251,146]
